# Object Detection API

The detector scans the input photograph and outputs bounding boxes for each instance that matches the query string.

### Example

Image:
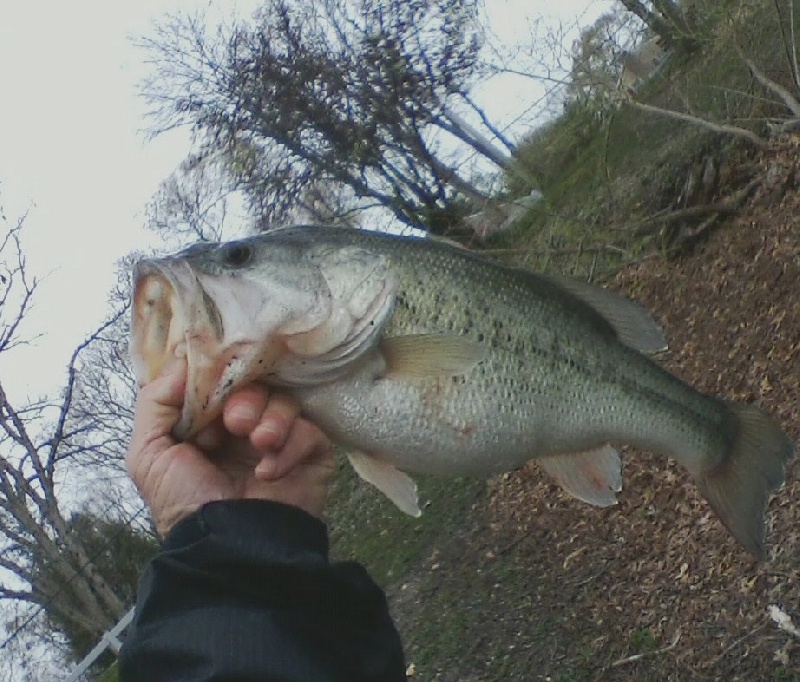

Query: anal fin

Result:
[538,445,622,507]
[347,451,421,517]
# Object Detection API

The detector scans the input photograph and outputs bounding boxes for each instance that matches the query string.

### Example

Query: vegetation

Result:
[325,457,484,586]
[32,513,157,664]
[499,0,800,277]
[141,0,496,235]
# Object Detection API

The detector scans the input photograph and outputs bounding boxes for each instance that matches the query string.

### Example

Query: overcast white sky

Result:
[0,0,611,403]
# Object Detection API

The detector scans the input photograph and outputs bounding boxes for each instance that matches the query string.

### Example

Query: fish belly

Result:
[292,344,731,478]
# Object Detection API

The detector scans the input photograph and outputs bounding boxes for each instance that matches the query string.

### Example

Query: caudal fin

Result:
[696,403,793,559]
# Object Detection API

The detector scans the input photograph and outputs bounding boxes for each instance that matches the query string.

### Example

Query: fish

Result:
[130,225,794,558]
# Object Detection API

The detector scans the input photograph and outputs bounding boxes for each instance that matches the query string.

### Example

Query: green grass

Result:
[628,627,658,654]
[95,661,118,681]
[489,0,800,280]
[325,455,484,586]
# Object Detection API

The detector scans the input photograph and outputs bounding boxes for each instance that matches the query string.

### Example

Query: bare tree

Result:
[0,210,135,661]
[567,9,647,102]
[146,152,241,242]
[618,0,698,52]
[140,0,517,236]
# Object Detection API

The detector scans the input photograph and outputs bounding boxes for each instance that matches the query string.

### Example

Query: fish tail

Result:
[695,403,793,559]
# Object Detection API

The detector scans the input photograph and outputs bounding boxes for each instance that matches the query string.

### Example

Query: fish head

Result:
[130,233,397,439]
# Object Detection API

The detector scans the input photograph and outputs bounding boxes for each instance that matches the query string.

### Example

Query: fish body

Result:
[131,226,793,558]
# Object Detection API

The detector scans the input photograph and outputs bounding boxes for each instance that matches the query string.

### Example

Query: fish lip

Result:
[132,257,234,439]
[131,258,205,380]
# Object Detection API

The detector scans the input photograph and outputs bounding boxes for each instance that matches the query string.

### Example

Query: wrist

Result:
[163,499,330,561]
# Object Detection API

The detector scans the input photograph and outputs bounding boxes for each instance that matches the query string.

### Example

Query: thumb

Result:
[142,357,188,409]
[127,357,187,471]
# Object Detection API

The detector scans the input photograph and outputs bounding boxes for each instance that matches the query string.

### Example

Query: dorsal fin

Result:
[545,274,668,354]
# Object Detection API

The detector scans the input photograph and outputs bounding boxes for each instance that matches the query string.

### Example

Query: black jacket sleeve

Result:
[119,499,407,682]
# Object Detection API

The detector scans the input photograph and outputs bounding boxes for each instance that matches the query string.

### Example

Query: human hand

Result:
[126,359,335,536]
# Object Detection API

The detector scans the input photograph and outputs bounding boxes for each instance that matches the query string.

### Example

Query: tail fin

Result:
[696,403,793,559]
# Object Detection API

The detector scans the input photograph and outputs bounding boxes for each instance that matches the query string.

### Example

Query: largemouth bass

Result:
[130,226,793,558]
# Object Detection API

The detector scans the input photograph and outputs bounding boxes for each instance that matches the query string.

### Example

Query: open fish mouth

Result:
[131,263,198,386]
[132,257,299,438]
[131,259,251,438]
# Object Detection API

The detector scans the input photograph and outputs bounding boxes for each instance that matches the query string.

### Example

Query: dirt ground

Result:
[389,144,800,681]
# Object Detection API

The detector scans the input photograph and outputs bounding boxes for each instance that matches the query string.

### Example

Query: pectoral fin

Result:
[538,445,622,507]
[347,451,421,517]
[381,334,486,380]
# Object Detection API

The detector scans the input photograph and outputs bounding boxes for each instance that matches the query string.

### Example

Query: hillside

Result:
[319,3,800,676]
[376,140,800,681]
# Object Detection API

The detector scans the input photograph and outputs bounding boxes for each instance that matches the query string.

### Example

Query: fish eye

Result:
[219,243,253,268]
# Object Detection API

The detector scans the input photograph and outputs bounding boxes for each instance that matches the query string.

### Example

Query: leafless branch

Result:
[45,306,128,475]
[740,51,800,118]
[0,214,39,354]
[625,98,769,148]
[610,629,682,668]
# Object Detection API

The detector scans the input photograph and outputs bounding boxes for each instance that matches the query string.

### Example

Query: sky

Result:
[0,0,611,402]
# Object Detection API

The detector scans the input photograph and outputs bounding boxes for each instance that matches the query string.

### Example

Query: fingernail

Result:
[228,404,261,425]
[253,419,283,449]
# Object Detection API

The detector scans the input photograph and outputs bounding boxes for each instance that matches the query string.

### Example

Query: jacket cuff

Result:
[164,499,331,567]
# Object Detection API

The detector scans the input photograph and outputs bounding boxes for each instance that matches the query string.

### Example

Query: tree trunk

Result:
[619,0,698,52]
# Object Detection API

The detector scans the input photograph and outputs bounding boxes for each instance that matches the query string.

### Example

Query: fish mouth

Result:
[131,259,281,439]
[130,263,192,386]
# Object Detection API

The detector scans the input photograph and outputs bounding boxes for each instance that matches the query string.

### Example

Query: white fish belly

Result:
[292,357,595,476]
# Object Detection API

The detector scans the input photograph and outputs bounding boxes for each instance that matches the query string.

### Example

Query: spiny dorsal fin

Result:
[381,334,486,380]
[545,274,668,354]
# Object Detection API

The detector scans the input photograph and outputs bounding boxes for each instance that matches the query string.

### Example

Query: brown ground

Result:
[389,144,800,681]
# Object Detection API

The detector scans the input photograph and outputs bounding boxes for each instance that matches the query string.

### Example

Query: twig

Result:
[631,176,760,238]
[774,0,800,88]
[632,203,738,236]
[791,0,800,89]
[673,212,721,251]
[740,53,800,118]
[626,99,768,148]
[610,630,682,668]
[706,625,766,668]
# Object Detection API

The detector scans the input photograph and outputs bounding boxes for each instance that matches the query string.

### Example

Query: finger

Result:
[192,420,225,453]
[250,393,301,451]
[126,358,187,471]
[138,357,187,410]
[254,419,332,481]
[222,385,270,438]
